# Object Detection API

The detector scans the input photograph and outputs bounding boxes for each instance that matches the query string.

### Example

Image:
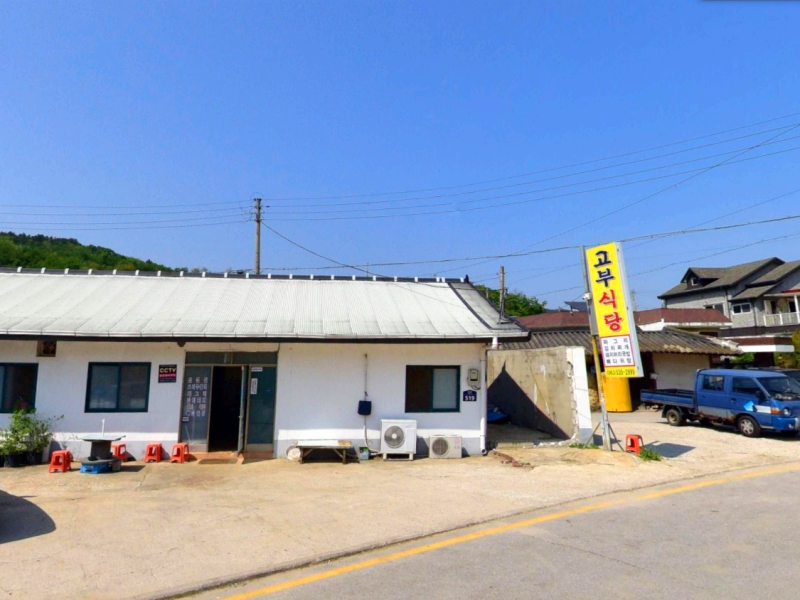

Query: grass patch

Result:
[569,442,599,450]
[639,448,662,461]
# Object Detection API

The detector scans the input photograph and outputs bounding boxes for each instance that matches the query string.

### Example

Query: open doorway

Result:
[208,366,242,451]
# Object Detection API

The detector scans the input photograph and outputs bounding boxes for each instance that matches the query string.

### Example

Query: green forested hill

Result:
[0,232,172,271]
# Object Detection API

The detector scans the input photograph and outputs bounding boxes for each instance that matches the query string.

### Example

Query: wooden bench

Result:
[295,440,355,464]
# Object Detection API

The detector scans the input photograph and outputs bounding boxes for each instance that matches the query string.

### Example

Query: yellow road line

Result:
[219,462,800,600]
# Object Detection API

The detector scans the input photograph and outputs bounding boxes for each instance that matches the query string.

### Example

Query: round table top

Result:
[79,434,125,442]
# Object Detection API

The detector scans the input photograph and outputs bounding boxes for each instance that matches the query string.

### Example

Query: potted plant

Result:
[0,430,27,468]
[2,408,60,466]
[26,412,59,465]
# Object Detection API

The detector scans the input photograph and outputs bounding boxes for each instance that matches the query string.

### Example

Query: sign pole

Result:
[581,245,612,451]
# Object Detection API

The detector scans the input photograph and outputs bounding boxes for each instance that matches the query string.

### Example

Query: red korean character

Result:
[603,312,623,332]
[598,289,618,309]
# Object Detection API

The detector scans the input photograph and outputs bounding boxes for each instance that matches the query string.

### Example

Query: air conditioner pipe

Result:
[361,353,380,455]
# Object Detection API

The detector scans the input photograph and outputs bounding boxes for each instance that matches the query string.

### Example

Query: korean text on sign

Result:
[586,242,643,378]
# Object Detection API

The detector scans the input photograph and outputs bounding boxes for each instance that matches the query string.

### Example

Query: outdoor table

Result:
[79,434,125,460]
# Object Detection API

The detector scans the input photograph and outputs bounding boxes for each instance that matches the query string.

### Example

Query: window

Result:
[732,377,762,396]
[701,375,725,392]
[688,276,700,288]
[732,302,751,314]
[704,303,724,313]
[86,363,150,412]
[405,366,460,412]
[0,364,38,413]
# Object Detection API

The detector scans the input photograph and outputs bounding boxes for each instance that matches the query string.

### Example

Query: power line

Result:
[434,127,800,276]
[258,211,800,273]
[250,133,800,215]
[252,145,800,223]
[534,229,800,299]
[0,218,248,232]
[257,110,800,201]
[252,124,800,209]
[3,111,798,214]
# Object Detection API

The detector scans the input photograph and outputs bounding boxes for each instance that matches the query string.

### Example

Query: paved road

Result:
[190,466,800,600]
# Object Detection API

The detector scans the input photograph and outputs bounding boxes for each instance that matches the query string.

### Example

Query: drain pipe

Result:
[362,353,380,454]
[480,342,494,455]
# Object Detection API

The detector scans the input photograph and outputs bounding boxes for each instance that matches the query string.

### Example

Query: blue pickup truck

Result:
[641,369,800,437]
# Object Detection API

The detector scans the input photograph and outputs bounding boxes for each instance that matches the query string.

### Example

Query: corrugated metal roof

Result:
[0,272,528,340]
[503,327,739,355]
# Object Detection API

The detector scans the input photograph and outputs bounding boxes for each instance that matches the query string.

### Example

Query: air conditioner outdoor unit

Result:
[380,419,417,459]
[429,435,462,459]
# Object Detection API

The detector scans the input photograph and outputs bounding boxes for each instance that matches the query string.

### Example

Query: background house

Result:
[659,257,800,364]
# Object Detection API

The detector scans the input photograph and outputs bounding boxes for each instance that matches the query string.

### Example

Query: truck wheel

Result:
[665,408,685,426]
[737,415,761,438]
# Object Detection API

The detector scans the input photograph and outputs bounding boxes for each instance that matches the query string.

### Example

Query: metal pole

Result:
[254,198,262,274]
[498,266,506,324]
[581,246,612,451]
[237,366,247,454]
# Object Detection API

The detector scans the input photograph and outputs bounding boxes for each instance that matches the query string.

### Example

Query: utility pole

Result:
[254,198,262,274]
[498,265,506,324]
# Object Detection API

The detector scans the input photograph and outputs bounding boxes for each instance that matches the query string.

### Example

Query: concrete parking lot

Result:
[2,409,798,600]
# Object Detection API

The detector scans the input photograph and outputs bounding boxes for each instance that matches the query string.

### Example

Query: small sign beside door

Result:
[250,378,258,394]
[463,390,477,402]
[158,364,178,383]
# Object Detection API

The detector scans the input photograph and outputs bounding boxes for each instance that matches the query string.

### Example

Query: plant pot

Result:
[4,452,27,468]
[26,450,44,465]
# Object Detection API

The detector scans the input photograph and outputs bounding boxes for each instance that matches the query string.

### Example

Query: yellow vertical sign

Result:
[586,242,642,378]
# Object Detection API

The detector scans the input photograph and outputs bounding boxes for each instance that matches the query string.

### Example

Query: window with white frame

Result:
[732,302,751,315]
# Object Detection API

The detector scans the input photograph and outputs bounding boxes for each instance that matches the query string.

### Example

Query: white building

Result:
[0,269,527,459]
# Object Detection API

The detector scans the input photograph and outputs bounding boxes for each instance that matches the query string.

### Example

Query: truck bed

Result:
[640,389,695,408]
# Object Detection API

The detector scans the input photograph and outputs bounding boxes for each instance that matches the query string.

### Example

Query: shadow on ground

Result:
[645,442,695,458]
[0,490,56,544]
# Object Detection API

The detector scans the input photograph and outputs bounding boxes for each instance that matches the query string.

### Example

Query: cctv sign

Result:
[158,364,178,383]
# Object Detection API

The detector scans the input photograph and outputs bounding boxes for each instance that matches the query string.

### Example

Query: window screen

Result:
[86,363,150,412]
[405,366,459,412]
[0,364,38,413]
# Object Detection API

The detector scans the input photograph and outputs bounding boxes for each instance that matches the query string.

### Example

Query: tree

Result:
[475,285,546,317]
[0,232,172,271]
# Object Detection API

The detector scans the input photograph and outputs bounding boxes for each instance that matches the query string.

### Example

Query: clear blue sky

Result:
[1,1,799,309]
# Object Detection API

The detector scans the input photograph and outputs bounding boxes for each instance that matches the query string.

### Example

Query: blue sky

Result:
[1,1,799,309]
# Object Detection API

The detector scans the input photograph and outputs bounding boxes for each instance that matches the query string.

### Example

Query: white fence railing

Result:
[764,312,800,327]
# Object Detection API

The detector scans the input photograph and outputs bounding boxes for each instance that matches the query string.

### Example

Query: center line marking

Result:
[214,462,800,600]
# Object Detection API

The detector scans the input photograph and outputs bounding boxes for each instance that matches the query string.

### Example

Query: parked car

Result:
[641,369,800,437]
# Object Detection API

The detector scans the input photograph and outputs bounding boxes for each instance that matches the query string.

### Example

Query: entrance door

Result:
[246,367,277,451]
[208,366,243,452]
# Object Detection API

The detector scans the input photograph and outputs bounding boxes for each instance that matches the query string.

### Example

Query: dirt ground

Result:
[2,409,798,600]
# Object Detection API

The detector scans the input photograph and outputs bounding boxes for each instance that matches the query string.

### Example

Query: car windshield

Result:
[758,377,800,398]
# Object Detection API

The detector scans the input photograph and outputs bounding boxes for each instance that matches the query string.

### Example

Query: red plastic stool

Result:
[111,442,129,461]
[49,450,72,473]
[170,443,189,463]
[144,443,163,463]
[625,434,643,455]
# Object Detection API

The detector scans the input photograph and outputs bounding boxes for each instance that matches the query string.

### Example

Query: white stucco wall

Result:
[274,342,487,456]
[651,353,709,391]
[0,340,186,459]
[0,340,487,460]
